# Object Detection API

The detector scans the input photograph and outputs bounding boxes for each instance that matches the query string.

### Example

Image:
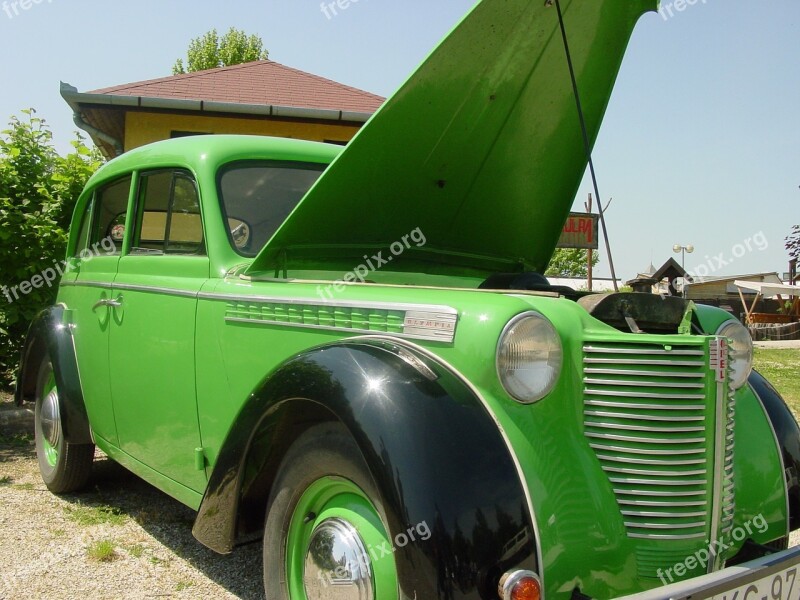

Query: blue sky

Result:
[1,0,798,282]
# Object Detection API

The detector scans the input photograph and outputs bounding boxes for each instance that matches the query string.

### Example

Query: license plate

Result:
[713,566,798,600]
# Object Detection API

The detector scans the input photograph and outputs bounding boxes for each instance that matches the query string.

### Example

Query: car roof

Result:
[84,135,342,190]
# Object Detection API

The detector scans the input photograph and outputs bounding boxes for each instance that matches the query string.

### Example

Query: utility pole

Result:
[585,193,593,291]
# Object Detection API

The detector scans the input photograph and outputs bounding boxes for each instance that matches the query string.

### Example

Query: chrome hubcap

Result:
[41,389,61,448]
[303,518,374,600]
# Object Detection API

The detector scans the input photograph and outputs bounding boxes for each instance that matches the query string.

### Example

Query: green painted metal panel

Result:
[247,0,657,277]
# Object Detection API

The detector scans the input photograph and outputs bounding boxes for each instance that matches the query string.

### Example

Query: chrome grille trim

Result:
[586,410,705,422]
[589,442,705,456]
[586,389,706,400]
[614,489,706,497]
[583,340,716,541]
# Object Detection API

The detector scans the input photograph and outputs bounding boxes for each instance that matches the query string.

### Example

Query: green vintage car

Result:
[14,0,800,599]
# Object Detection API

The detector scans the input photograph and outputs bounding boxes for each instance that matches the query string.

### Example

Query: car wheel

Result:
[263,423,399,600]
[34,356,94,493]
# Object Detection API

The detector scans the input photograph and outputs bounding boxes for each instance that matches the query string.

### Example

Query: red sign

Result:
[557,213,598,250]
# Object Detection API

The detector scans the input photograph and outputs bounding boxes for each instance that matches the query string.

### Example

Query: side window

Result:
[132,170,204,255]
[92,176,132,255]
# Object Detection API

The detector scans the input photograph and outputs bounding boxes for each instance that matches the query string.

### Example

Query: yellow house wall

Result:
[124,112,362,151]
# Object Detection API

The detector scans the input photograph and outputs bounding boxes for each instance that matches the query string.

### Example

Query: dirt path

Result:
[0,393,263,600]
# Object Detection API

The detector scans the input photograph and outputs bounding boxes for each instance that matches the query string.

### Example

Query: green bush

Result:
[0,110,103,390]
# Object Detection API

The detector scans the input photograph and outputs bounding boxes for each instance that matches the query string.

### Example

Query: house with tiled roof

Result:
[61,60,385,159]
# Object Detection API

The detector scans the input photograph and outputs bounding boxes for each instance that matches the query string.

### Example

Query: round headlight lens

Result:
[497,312,563,403]
[717,320,753,390]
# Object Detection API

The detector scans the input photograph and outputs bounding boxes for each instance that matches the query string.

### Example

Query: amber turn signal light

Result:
[499,570,542,600]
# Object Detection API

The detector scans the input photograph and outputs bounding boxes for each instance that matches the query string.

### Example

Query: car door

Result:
[108,169,209,492]
[67,175,133,447]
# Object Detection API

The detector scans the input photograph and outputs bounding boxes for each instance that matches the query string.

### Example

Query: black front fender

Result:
[750,369,800,532]
[14,305,92,444]
[193,338,537,599]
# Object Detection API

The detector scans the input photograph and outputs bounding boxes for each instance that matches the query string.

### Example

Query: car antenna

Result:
[552,0,620,292]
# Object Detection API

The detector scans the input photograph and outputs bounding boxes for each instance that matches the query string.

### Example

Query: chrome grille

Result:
[718,340,737,537]
[583,342,713,540]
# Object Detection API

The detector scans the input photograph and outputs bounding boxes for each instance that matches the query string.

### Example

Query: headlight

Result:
[497,312,563,403]
[717,320,753,390]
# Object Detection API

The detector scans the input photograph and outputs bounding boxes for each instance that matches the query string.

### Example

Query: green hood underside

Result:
[247,0,656,278]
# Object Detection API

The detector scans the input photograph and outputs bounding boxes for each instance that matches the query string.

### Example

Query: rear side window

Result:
[132,170,204,255]
[91,176,132,255]
[218,162,325,257]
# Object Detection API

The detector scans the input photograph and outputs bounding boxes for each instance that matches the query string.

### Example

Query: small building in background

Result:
[61,60,385,159]
[684,272,784,302]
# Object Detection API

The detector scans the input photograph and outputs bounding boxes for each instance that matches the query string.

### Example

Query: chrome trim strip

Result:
[586,400,705,411]
[584,346,705,356]
[343,334,544,597]
[610,477,707,486]
[585,410,705,423]
[201,291,459,317]
[113,282,199,298]
[584,358,705,367]
[627,532,706,540]
[614,489,706,497]
[60,279,199,299]
[625,521,706,530]
[621,510,707,518]
[590,443,705,456]
[585,389,706,400]
[224,316,453,343]
[585,432,706,444]
[749,382,791,540]
[603,466,707,477]
[708,339,728,573]
[584,378,705,389]
[584,368,705,378]
[586,422,706,434]
[618,499,708,507]
[59,280,111,290]
[595,454,706,466]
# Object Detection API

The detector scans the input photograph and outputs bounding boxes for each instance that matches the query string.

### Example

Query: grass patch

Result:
[12,482,34,491]
[176,580,194,592]
[125,543,145,558]
[65,504,127,527]
[0,475,12,485]
[754,348,800,414]
[87,540,117,562]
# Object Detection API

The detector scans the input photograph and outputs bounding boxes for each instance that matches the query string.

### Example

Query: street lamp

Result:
[673,244,694,269]
[673,244,694,298]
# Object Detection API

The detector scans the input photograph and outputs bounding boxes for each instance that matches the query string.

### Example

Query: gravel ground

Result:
[0,393,263,600]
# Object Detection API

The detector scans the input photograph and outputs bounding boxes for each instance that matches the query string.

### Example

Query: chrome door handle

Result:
[92,296,123,312]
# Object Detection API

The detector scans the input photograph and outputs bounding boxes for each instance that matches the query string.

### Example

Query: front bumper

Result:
[614,545,800,600]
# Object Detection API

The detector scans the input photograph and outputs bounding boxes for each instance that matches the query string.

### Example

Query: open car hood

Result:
[247,0,656,277]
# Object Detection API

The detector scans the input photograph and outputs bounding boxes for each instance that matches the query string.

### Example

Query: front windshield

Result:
[218,161,326,257]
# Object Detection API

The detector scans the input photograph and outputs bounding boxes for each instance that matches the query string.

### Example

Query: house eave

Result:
[60,82,374,125]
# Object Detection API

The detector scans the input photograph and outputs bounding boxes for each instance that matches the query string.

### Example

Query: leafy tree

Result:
[787,225,800,262]
[172,28,269,74]
[0,110,103,389]
[546,248,600,278]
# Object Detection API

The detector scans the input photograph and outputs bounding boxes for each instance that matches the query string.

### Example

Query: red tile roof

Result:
[90,60,385,114]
